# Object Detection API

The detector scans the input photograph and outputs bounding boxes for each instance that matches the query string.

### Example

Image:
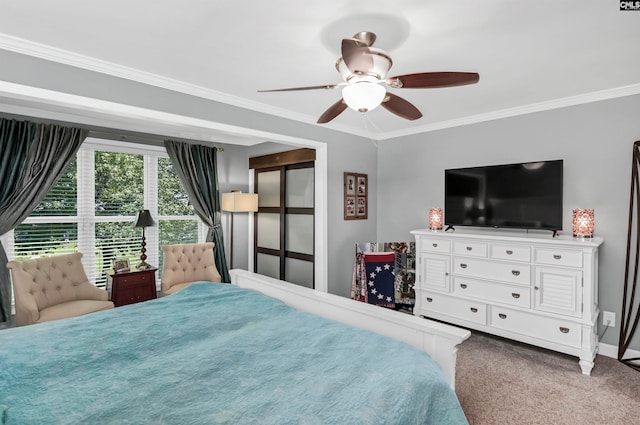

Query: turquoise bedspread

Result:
[0,283,467,425]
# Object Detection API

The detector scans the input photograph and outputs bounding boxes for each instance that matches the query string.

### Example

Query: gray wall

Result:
[377,94,640,348]
[324,138,378,296]
[215,143,254,272]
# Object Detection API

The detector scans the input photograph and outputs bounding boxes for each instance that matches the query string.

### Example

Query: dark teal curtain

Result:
[0,120,87,323]
[164,140,230,283]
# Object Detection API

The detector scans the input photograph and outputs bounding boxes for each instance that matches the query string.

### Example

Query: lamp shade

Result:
[221,192,259,212]
[134,209,155,228]
[342,81,386,112]
[572,208,594,238]
[429,208,443,231]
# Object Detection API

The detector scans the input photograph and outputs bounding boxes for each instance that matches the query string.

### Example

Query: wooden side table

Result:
[109,267,158,307]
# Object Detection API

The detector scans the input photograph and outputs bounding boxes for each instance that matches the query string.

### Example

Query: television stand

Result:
[445,225,455,232]
[410,228,603,375]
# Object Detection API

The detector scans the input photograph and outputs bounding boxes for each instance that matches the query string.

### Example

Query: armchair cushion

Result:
[7,252,114,326]
[161,242,221,295]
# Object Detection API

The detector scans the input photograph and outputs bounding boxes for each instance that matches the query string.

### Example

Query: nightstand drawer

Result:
[119,273,151,286]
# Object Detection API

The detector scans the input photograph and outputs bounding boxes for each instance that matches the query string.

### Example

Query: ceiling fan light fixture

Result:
[342,81,386,112]
[258,31,479,124]
[336,47,392,82]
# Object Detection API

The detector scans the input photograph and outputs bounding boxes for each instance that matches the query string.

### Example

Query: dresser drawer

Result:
[490,244,531,262]
[453,241,488,257]
[452,276,531,308]
[420,238,451,254]
[453,257,531,285]
[534,247,583,267]
[489,306,581,348]
[418,291,487,325]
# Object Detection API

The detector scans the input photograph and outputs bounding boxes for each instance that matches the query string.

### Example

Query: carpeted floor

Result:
[455,332,640,425]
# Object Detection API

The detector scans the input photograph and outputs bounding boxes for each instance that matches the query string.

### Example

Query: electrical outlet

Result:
[602,311,616,328]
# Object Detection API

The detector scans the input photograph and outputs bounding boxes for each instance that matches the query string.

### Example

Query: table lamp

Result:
[134,209,155,269]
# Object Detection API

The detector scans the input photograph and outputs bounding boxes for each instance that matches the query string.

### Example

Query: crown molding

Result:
[2,33,639,142]
[378,83,640,140]
[0,33,341,129]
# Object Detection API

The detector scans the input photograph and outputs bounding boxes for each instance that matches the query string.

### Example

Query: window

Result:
[4,139,205,288]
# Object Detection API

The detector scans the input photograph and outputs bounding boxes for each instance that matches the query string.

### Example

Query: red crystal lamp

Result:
[572,208,594,238]
[429,208,443,231]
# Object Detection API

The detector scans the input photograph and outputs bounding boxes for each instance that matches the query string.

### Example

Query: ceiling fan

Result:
[258,31,480,124]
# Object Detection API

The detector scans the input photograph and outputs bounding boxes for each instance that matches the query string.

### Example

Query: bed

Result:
[0,270,470,424]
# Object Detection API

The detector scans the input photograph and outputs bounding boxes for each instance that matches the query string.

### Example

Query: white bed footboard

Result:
[230,270,470,389]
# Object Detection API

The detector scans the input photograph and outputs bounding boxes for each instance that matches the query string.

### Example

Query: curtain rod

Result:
[87,130,224,152]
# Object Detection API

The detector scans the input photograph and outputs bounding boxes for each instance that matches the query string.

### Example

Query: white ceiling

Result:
[0,0,639,140]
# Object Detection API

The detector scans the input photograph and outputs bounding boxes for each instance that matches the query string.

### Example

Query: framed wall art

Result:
[344,172,367,220]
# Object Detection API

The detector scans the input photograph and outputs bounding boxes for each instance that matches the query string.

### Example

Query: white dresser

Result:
[411,228,603,375]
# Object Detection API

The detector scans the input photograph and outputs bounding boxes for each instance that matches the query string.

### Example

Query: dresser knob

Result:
[499,313,507,319]
[511,293,520,299]
[470,307,478,313]
[506,250,513,255]
[553,254,562,260]
[559,327,570,334]
[460,283,468,289]
[426,297,433,303]
[466,246,472,251]
[432,243,438,247]
[460,263,468,269]
[512,270,520,276]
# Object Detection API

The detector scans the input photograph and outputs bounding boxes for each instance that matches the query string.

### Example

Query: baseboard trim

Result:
[599,342,640,360]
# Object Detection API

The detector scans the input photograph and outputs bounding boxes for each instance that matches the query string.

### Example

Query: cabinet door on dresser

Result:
[534,267,583,317]
[417,253,450,292]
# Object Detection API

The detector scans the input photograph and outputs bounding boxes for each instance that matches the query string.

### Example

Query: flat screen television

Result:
[444,160,563,232]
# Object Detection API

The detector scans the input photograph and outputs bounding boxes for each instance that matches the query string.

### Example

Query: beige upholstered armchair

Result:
[6,252,114,326]
[161,242,222,295]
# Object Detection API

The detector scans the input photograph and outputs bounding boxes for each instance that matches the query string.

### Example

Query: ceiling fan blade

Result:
[381,92,423,121]
[341,38,373,75]
[258,84,339,92]
[387,72,479,89]
[317,99,348,124]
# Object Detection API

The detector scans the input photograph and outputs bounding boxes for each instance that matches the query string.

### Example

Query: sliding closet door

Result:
[255,167,282,279]
[251,149,315,288]
[284,163,314,287]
